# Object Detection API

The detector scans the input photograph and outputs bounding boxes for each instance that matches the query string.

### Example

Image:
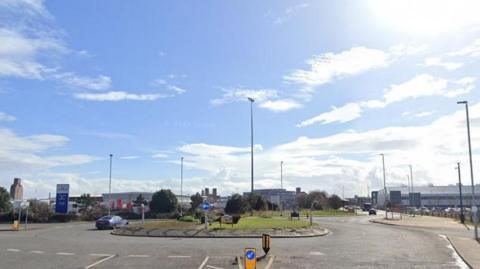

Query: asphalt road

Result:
[0,214,469,269]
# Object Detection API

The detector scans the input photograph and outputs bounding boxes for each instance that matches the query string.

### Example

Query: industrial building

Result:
[243,188,297,209]
[372,184,480,209]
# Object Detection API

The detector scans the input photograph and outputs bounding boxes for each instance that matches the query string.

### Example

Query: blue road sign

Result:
[202,201,210,211]
[246,250,256,260]
[55,184,69,214]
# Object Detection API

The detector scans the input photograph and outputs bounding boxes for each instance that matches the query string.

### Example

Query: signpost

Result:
[244,248,256,269]
[55,184,69,214]
[262,234,271,255]
[203,201,210,230]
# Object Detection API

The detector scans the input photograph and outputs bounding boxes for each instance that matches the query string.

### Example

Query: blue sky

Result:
[1,0,480,199]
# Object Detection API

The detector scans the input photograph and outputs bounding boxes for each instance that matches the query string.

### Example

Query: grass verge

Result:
[209,216,312,231]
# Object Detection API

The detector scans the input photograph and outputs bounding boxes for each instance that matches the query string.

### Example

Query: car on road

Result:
[95,215,129,230]
[368,209,377,215]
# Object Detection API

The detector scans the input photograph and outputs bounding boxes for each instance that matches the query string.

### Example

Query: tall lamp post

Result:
[180,157,184,217]
[248,97,255,193]
[380,153,387,219]
[457,100,478,240]
[456,162,465,224]
[108,154,113,216]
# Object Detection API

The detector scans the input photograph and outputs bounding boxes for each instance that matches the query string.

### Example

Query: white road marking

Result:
[30,250,44,254]
[438,234,469,269]
[198,256,209,269]
[89,253,112,257]
[7,249,20,252]
[168,255,191,258]
[206,265,224,269]
[236,256,243,269]
[309,251,325,256]
[265,255,275,269]
[85,254,116,269]
[56,252,75,256]
[128,254,150,258]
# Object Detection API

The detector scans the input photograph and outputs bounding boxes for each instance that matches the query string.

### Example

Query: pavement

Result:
[112,222,328,238]
[371,213,479,268]
[0,214,472,268]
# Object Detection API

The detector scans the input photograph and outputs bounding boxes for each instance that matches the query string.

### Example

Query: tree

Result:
[246,192,267,211]
[28,199,52,222]
[225,194,248,214]
[78,193,96,209]
[149,189,178,214]
[190,193,203,211]
[307,191,329,210]
[328,194,343,209]
[133,194,147,207]
[0,187,11,213]
[296,192,308,209]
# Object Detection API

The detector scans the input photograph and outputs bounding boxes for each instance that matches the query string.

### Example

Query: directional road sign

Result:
[202,201,210,211]
[244,248,256,269]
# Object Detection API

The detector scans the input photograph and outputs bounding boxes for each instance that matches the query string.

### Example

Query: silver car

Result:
[95,215,129,230]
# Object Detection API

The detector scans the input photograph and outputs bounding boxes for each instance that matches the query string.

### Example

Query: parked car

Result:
[95,215,129,230]
[368,209,377,215]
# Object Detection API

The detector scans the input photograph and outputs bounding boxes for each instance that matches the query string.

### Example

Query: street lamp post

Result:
[108,154,113,216]
[456,162,465,224]
[248,97,255,194]
[380,153,387,219]
[457,100,478,240]
[180,156,184,217]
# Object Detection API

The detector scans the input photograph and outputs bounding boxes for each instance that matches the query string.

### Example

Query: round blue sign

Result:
[246,250,256,260]
[202,202,210,211]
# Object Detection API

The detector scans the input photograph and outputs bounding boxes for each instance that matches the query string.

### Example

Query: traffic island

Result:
[111,217,329,238]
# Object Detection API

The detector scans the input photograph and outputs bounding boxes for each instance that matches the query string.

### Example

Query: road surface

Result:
[0,215,468,268]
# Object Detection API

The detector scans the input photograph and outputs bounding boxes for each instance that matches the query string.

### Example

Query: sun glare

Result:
[368,0,480,35]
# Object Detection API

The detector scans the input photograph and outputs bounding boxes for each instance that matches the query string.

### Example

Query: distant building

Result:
[243,189,297,209]
[212,188,217,197]
[373,185,480,209]
[205,188,210,196]
[9,178,23,201]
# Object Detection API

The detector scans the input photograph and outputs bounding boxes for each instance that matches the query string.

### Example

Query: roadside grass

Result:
[299,209,355,217]
[241,209,354,218]
[209,216,312,231]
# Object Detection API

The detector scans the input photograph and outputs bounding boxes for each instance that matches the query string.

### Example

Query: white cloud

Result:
[284,45,426,96]
[424,57,463,70]
[0,127,96,175]
[152,153,168,159]
[0,0,50,17]
[297,103,362,127]
[259,99,302,112]
[273,3,309,25]
[167,85,186,95]
[0,112,16,122]
[119,156,138,160]
[299,74,475,126]
[0,28,64,79]
[384,74,447,104]
[285,47,389,88]
[74,91,165,102]
[55,73,112,90]
[210,88,278,105]
[449,38,480,57]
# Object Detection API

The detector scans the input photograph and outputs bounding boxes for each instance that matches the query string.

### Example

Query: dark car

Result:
[95,215,128,230]
[368,209,377,215]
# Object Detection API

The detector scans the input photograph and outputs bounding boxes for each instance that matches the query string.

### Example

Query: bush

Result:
[178,215,196,222]
[225,194,248,215]
[149,189,178,214]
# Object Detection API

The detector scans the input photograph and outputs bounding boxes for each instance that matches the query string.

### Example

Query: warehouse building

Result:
[372,185,480,209]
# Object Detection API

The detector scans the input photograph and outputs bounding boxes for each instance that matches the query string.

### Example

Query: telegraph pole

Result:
[108,154,113,216]
[457,162,465,224]
[380,153,387,219]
